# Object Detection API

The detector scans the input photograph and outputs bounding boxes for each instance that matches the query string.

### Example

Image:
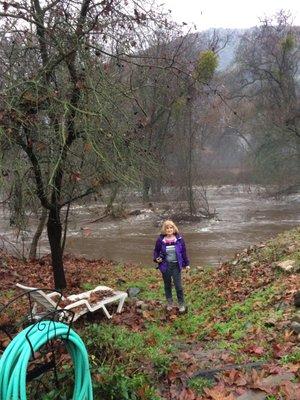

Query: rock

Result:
[237,391,266,400]
[129,209,142,216]
[237,372,295,400]
[136,300,148,310]
[294,291,300,307]
[264,317,277,327]
[241,256,251,263]
[261,372,294,386]
[292,311,300,324]
[274,301,289,310]
[291,321,300,334]
[275,259,298,273]
[250,261,258,267]
[287,244,296,252]
[257,243,266,249]
[11,271,21,278]
[116,278,126,285]
[127,287,141,298]
[0,258,8,269]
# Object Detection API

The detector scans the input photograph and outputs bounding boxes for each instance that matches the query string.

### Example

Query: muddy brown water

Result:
[66,185,300,266]
[1,185,300,267]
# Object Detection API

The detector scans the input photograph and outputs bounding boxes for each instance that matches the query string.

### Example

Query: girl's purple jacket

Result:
[153,234,190,273]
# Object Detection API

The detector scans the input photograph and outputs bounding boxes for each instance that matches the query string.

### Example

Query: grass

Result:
[280,350,300,364]
[187,376,214,395]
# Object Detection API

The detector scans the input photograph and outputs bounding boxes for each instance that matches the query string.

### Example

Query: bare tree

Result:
[232,11,300,192]
[0,0,175,288]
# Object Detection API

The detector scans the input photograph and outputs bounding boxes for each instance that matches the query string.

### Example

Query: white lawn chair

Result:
[16,283,127,321]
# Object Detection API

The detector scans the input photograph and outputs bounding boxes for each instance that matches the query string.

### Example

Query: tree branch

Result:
[17,127,51,209]
[60,188,95,208]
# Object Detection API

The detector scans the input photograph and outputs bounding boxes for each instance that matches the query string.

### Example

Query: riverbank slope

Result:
[0,228,299,399]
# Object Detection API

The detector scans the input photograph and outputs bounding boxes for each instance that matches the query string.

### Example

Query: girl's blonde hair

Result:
[161,220,179,235]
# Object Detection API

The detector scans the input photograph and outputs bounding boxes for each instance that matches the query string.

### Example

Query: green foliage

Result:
[187,376,214,395]
[81,282,95,291]
[281,34,295,52]
[194,50,218,83]
[83,324,145,360]
[82,324,163,399]
[173,312,208,335]
[227,286,277,318]
[216,340,242,352]
[28,369,74,399]
[252,131,300,190]
[192,282,284,343]
[149,351,172,378]
[92,365,159,400]
[172,96,187,113]
[145,324,175,350]
[83,322,174,385]
[280,350,300,364]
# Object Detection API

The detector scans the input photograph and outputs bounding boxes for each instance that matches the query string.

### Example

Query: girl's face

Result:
[165,225,174,235]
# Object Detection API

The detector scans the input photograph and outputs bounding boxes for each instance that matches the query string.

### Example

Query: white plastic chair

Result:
[16,283,127,321]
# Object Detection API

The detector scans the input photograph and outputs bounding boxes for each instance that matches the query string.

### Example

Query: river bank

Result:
[0,227,299,399]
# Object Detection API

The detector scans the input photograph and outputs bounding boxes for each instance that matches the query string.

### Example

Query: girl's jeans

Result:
[162,262,184,305]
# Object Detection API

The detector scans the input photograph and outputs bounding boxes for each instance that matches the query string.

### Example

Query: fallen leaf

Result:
[285,362,300,373]
[245,345,265,355]
[204,385,235,400]
[179,387,197,400]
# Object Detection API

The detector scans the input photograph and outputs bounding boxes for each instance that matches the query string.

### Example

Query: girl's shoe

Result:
[166,301,173,311]
[178,304,186,313]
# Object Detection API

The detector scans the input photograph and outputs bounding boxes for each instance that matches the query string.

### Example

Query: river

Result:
[1,185,299,267]
[66,185,300,266]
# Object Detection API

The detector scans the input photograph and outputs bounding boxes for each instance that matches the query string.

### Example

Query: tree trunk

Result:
[187,109,196,215]
[142,177,151,203]
[151,180,162,198]
[61,203,71,254]
[105,184,119,215]
[47,207,66,289]
[28,208,47,261]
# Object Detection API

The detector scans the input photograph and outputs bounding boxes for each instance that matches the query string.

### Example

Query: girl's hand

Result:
[156,257,163,263]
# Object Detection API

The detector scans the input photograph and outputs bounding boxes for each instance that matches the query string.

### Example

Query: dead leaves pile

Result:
[0,251,116,296]
[161,364,300,400]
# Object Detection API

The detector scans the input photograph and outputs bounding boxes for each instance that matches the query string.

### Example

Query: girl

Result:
[153,220,190,312]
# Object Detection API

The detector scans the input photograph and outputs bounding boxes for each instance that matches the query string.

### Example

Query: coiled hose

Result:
[0,321,93,400]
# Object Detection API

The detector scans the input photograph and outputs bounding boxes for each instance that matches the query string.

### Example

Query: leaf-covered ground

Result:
[0,228,299,399]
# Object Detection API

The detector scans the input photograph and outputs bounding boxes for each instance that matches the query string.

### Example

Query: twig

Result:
[190,361,266,380]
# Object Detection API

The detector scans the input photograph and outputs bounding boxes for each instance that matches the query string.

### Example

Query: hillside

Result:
[204,28,246,70]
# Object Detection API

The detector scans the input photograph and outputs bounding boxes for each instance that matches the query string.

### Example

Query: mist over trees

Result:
[0,2,299,286]
[226,12,300,193]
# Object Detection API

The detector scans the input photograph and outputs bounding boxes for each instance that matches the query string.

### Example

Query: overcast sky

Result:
[161,0,300,30]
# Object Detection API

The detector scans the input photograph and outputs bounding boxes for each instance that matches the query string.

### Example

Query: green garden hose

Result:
[0,321,93,400]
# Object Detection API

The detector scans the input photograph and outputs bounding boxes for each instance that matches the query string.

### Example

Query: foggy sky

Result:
[161,0,300,30]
